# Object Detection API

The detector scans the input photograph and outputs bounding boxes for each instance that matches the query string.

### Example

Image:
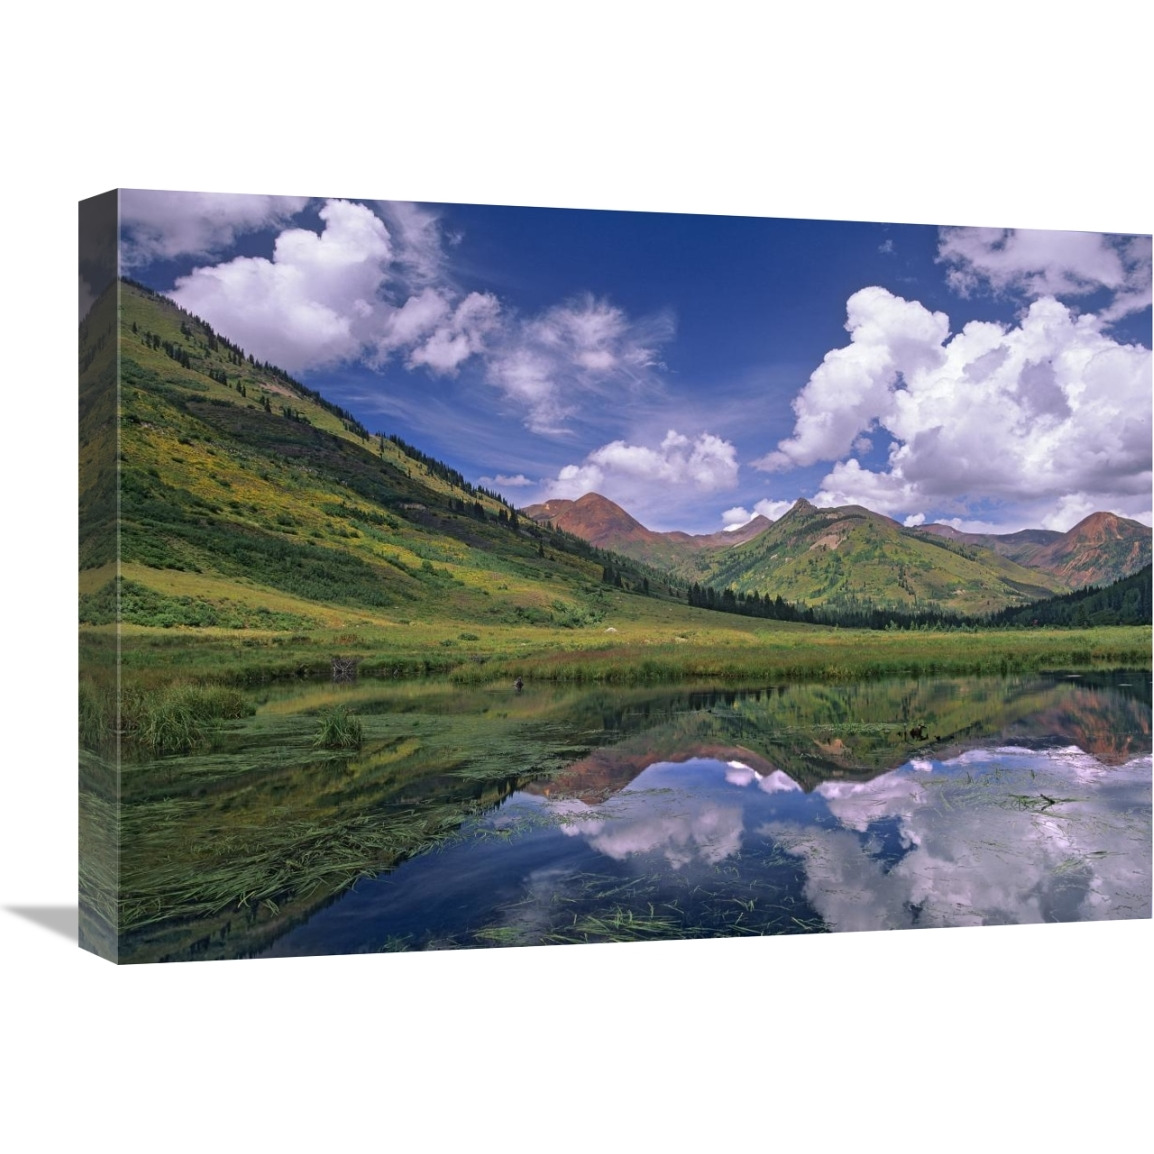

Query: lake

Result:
[98,671,1151,962]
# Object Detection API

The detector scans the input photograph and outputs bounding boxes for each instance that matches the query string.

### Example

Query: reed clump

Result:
[313,704,364,749]
[120,684,255,755]
[79,682,111,752]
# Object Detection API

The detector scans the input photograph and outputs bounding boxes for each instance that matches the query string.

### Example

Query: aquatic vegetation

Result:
[78,682,109,752]
[313,704,364,749]
[108,670,1150,961]
[79,750,119,957]
[123,684,255,755]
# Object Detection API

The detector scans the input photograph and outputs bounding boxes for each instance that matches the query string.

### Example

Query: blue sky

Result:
[115,190,1152,535]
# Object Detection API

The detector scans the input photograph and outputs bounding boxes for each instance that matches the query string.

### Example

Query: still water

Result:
[113,672,1151,961]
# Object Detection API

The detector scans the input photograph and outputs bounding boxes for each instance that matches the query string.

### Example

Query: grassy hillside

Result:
[78,281,1151,709]
[84,281,692,660]
[684,499,1068,615]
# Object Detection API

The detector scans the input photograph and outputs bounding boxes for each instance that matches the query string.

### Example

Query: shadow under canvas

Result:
[6,906,79,944]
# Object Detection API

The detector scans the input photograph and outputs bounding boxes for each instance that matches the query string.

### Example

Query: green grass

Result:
[442,625,1152,686]
[313,705,364,749]
[90,683,257,756]
[83,283,1151,702]
[85,614,1151,703]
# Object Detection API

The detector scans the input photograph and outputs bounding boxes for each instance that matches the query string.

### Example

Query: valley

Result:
[78,278,1152,708]
[77,206,1153,967]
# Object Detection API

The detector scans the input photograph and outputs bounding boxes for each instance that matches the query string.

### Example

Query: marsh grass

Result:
[79,682,109,751]
[81,680,256,756]
[313,704,364,749]
[446,628,1152,686]
[122,683,255,757]
[120,803,473,941]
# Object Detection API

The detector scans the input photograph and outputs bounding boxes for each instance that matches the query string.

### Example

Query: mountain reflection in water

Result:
[260,672,1151,957]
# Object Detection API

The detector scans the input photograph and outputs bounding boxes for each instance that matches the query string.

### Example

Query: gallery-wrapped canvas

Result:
[79,190,1153,963]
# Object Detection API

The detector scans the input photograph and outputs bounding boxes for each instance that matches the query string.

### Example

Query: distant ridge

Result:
[685,498,1069,614]
[523,492,771,570]
[525,490,1152,611]
[915,511,1151,589]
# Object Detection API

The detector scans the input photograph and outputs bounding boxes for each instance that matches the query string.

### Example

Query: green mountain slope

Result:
[80,282,684,649]
[687,499,1069,615]
[989,564,1152,627]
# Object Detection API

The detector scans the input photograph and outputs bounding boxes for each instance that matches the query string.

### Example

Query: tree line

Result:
[680,567,1151,630]
[986,565,1151,628]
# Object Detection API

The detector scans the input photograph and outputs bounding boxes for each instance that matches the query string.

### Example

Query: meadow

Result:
[80,593,1150,762]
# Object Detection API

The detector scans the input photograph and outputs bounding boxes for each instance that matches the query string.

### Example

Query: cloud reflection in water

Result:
[543,748,1151,931]
[776,747,1152,930]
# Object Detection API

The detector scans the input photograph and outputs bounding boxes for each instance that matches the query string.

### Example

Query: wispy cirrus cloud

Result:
[488,295,674,434]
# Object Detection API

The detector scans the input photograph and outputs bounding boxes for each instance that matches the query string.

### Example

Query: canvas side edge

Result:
[79,190,121,962]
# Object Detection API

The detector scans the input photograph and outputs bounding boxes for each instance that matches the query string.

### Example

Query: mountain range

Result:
[913,515,1151,590]
[526,492,1151,616]
[524,493,772,570]
[84,279,1151,635]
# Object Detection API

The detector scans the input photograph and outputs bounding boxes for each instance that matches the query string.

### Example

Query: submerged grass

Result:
[119,802,476,956]
[79,752,120,960]
[465,857,831,949]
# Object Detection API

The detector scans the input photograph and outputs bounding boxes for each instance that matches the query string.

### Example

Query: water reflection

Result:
[785,745,1152,929]
[107,671,1150,960]
[525,745,1152,932]
[266,749,1149,957]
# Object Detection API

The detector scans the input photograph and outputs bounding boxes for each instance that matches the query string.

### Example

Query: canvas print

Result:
[79,190,1152,963]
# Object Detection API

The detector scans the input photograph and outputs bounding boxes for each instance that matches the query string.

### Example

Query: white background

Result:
[1,4,1149,1149]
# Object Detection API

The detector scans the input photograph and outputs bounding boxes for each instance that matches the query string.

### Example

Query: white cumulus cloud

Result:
[721,499,793,530]
[170,199,394,373]
[937,226,1152,321]
[120,190,310,266]
[544,429,740,525]
[757,286,950,471]
[759,287,1152,528]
